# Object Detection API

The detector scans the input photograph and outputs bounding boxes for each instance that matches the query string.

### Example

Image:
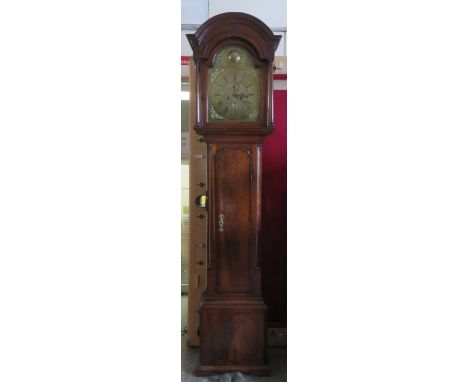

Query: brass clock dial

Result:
[208,46,260,122]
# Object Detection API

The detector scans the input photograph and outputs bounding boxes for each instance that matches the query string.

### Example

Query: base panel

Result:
[194,364,270,376]
[197,298,268,376]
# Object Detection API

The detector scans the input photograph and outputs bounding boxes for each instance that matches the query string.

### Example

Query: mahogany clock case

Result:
[187,13,282,376]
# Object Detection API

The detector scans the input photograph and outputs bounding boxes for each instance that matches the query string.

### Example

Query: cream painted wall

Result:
[182,0,286,27]
[181,164,190,216]
[208,0,286,28]
[181,0,287,56]
[181,0,208,24]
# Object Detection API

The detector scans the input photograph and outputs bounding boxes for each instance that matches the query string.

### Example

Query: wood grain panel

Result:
[213,146,253,293]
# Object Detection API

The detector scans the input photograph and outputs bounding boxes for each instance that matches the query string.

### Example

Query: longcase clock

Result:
[187,12,281,376]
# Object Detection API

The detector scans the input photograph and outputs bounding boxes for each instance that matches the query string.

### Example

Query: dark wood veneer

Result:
[188,12,281,376]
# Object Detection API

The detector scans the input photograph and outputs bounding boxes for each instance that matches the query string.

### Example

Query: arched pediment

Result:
[187,12,281,63]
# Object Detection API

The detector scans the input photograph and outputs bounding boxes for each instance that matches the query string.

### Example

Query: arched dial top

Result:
[208,45,260,122]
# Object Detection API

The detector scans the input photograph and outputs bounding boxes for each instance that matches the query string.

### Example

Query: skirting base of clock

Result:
[194,364,270,377]
[195,298,269,376]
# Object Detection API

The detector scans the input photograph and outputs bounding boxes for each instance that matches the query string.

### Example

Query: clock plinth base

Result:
[194,364,270,377]
[196,298,269,376]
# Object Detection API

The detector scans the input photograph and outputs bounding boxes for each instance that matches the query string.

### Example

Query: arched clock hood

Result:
[187,12,281,64]
[187,12,282,134]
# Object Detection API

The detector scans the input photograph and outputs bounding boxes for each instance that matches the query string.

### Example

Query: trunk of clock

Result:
[194,140,270,376]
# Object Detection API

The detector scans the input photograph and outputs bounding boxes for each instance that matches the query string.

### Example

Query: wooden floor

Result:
[181,295,287,381]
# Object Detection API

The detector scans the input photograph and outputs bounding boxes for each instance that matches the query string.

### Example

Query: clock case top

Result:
[187,12,282,141]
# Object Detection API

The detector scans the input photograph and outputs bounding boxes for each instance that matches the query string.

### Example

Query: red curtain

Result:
[261,89,287,326]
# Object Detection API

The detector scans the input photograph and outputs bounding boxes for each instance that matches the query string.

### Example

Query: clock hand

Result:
[232,92,252,101]
[237,93,252,100]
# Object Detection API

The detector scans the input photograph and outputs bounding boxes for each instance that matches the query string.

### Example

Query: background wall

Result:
[261,90,287,328]
[181,0,287,56]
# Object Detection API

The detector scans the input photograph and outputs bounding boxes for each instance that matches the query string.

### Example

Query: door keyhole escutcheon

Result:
[217,214,224,232]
